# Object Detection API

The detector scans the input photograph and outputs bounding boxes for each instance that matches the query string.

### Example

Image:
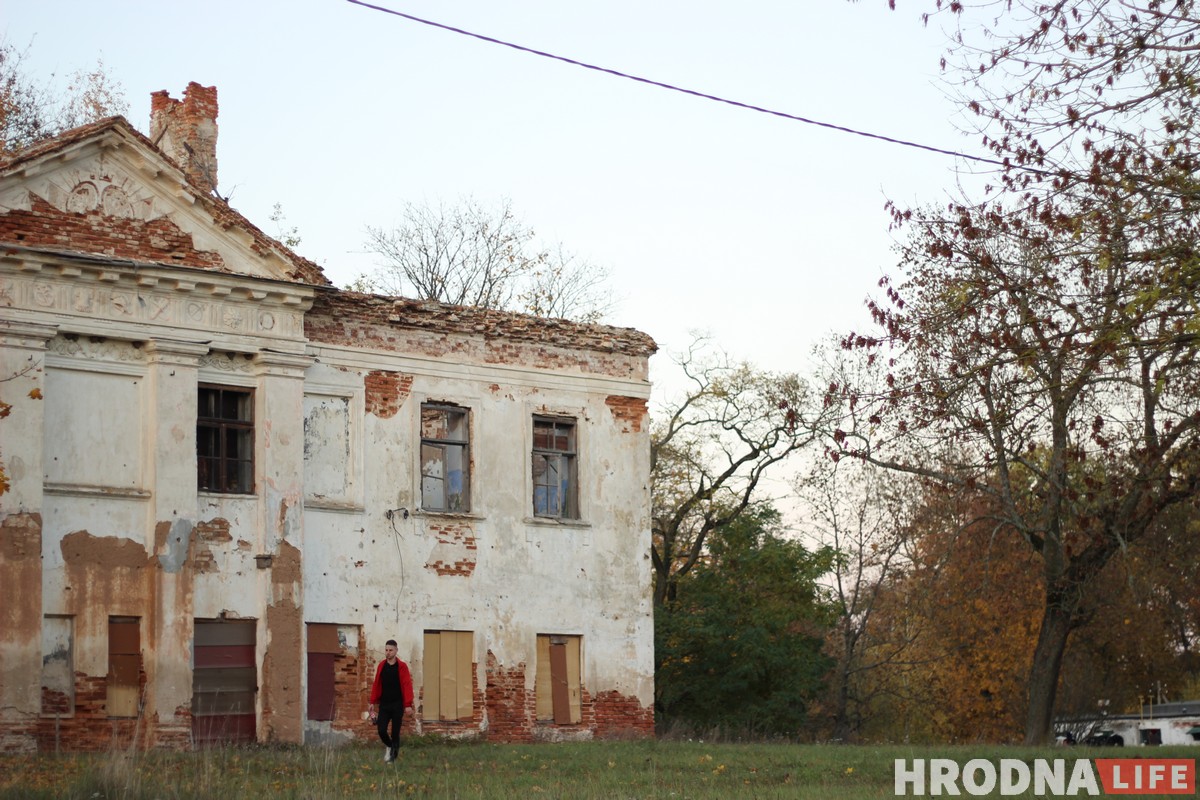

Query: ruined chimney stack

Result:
[149,82,219,192]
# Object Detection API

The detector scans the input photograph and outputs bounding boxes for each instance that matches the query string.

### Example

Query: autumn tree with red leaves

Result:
[840,0,1200,744]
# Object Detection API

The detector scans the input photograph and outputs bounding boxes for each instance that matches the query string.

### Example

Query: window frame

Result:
[420,403,472,513]
[532,415,579,520]
[197,384,255,494]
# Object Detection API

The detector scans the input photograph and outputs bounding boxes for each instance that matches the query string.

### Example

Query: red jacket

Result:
[370,658,414,707]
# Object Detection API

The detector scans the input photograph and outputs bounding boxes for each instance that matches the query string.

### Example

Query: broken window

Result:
[535,634,582,724]
[532,417,578,519]
[107,617,140,718]
[422,630,474,722]
[198,385,254,493]
[421,404,470,512]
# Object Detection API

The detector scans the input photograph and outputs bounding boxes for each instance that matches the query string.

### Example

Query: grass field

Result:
[1,739,1196,798]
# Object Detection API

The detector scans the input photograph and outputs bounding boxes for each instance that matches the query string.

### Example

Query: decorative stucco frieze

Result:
[0,251,313,344]
[199,351,255,373]
[44,171,161,222]
[46,335,147,363]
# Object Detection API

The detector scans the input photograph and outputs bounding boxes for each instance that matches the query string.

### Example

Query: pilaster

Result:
[252,350,312,744]
[0,320,57,751]
[142,338,209,748]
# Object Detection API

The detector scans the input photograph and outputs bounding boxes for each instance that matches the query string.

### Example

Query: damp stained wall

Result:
[0,109,654,751]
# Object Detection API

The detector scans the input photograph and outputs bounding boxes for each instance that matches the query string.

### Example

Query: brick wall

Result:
[33,668,152,753]
[605,395,648,433]
[1,116,330,287]
[591,690,655,739]
[0,196,224,269]
[484,650,533,743]
[364,370,413,419]
[150,83,219,190]
[326,635,375,742]
[424,522,478,577]
[305,292,655,381]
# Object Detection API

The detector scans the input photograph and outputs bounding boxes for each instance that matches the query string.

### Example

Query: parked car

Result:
[1082,731,1124,746]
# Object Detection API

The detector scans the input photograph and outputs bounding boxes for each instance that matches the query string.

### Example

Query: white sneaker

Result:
[383,746,393,763]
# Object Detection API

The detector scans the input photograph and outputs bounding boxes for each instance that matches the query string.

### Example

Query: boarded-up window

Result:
[41,616,74,716]
[307,623,340,721]
[536,634,581,724]
[44,369,141,489]
[303,394,352,501]
[422,630,474,722]
[107,617,140,718]
[193,619,256,745]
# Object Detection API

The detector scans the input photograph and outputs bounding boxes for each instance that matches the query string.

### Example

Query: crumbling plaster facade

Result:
[0,84,656,752]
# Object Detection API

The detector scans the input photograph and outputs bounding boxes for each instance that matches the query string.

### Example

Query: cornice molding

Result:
[1,248,313,344]
[46,335,147,363]
[0,319,59,349]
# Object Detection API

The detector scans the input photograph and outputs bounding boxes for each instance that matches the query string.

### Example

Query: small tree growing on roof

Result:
[362,196,613,323]
[0,38,127,156]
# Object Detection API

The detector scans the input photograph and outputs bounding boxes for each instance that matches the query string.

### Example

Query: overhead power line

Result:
[345,0,1017,171]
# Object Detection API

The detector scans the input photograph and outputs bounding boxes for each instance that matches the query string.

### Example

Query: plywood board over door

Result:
[192,619,257,745]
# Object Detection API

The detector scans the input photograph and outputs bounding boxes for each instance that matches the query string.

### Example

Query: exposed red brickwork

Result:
[479,653,652,742]
[591,690,654,739]
[0,721,38,753]
[305,292,656,379]
[0,117,329,286]
[484,650,533,743]
[40,688,70,716]
[605,395,648,433]
[33,665,151,753]
[482,652,535,743]
[0,196,225,268]
[190,518,231,574]
[150,83,219,190]
[364,370,413,419]
[424,522,478,577]
[325,630,376,743]
[150,707,193,751]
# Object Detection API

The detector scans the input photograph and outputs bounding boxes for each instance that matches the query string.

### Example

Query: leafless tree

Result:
[650,336,827,607]
[0,39,127,155]
[363,197,612,322]
[797,455,915,741]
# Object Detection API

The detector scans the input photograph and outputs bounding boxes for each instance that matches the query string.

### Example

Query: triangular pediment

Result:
[0,118,328,286]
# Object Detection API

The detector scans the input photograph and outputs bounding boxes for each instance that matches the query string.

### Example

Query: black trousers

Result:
[376,700,404,751]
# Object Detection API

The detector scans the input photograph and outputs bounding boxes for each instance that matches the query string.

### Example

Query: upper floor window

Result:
[198,385,254,493]
[533,416,577,519]
[421,404,470,512]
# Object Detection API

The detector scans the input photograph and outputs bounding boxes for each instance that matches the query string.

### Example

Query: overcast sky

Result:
[5,0,973,393]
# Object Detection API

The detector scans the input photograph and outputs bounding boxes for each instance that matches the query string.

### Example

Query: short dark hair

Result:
[386,639,397,647]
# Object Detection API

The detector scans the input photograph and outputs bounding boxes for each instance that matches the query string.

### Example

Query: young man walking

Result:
[368,639,414,763]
